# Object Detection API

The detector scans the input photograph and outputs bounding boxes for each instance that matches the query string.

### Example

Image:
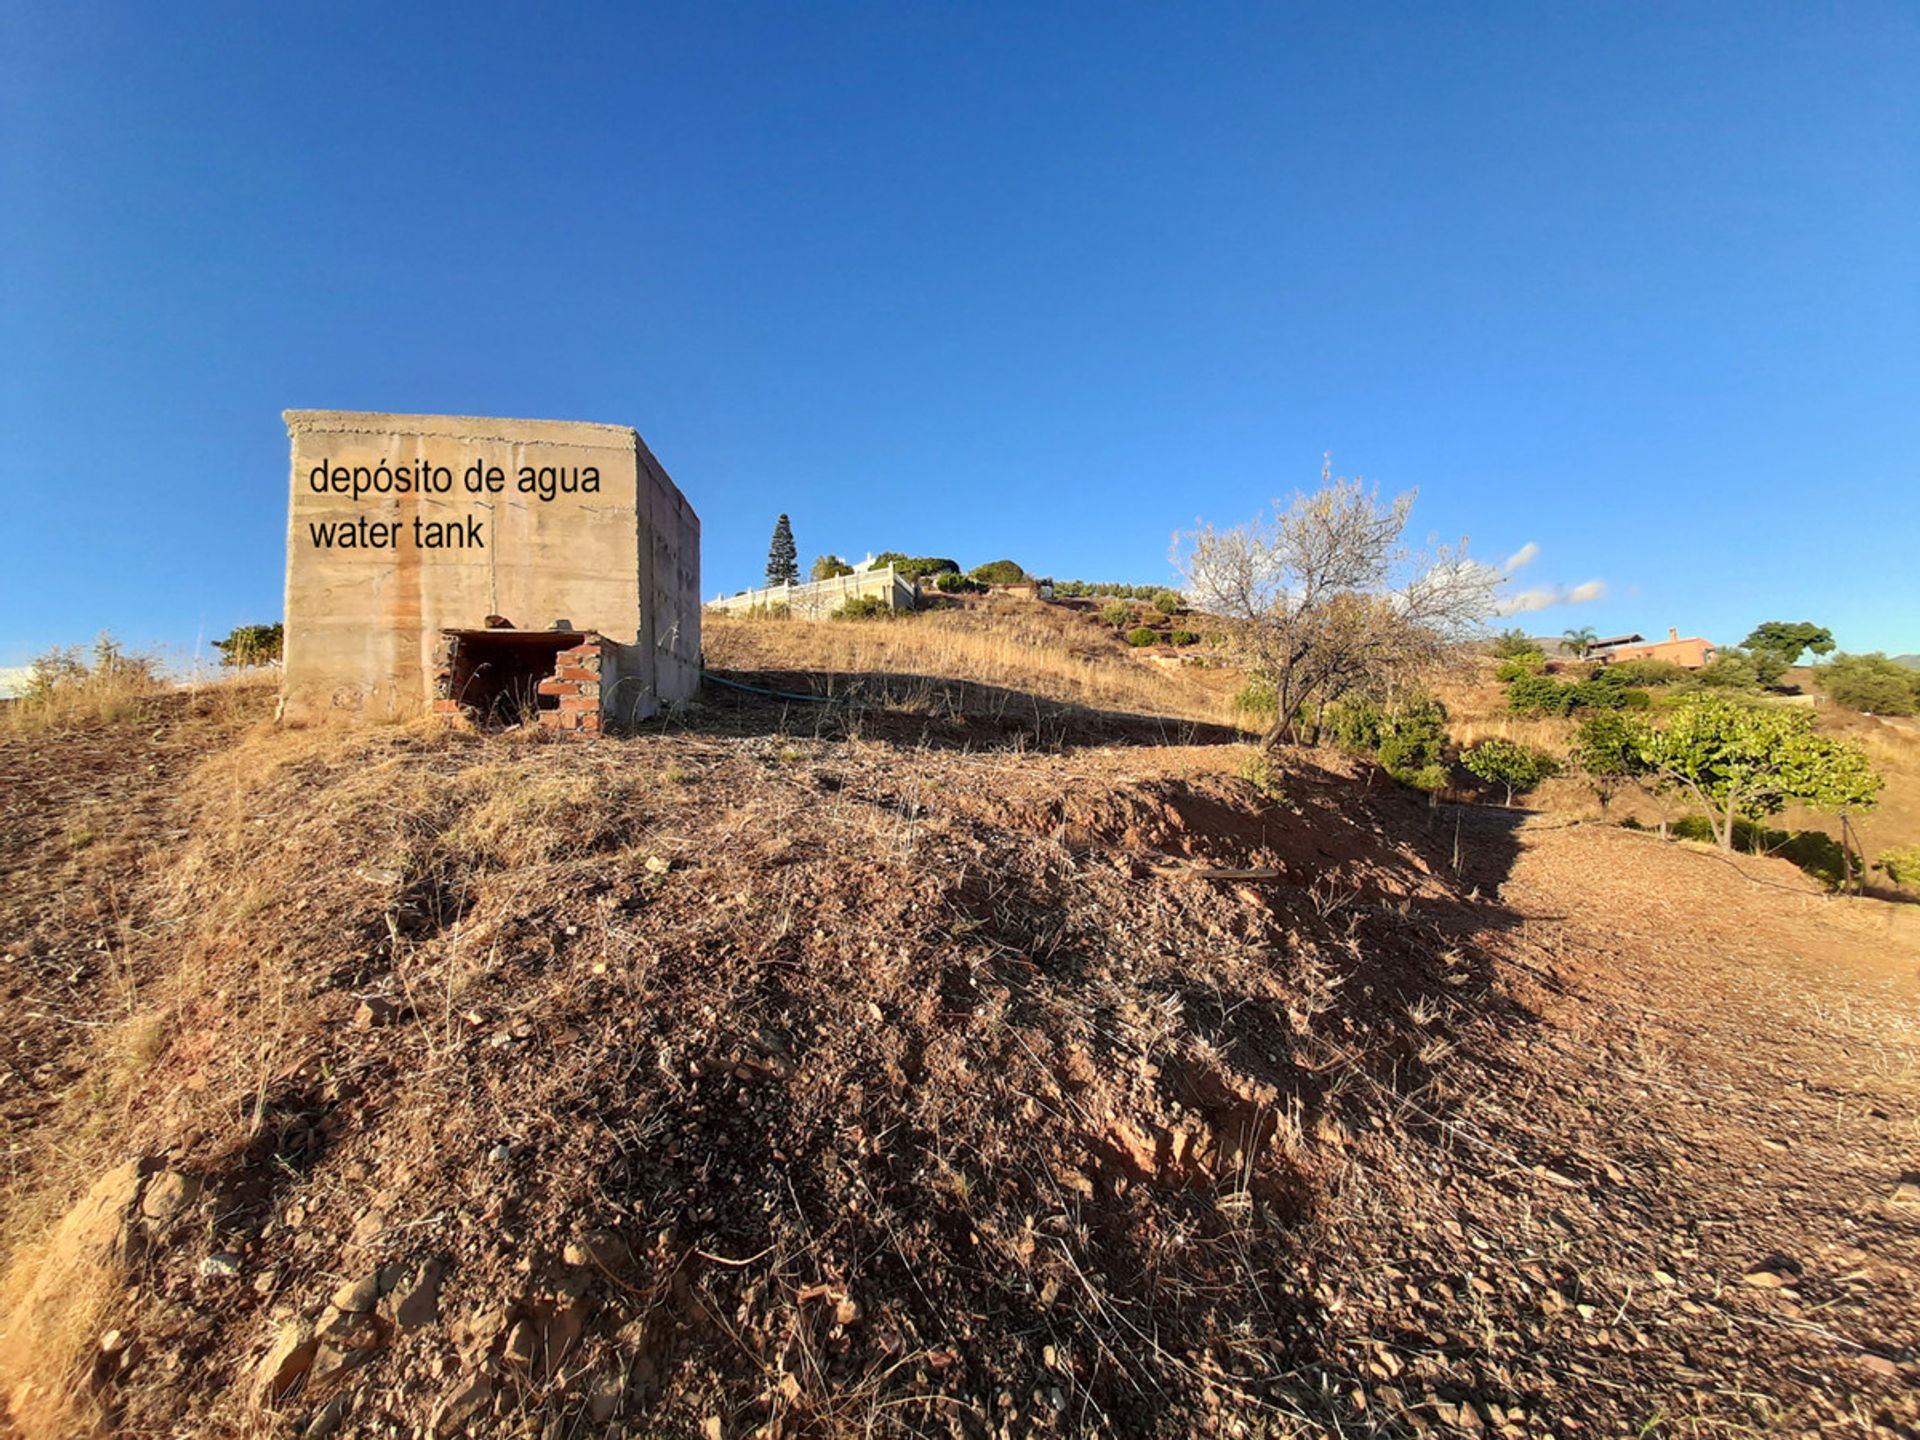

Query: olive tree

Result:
[1634,695,1880,851]
[1176,465,1498,748]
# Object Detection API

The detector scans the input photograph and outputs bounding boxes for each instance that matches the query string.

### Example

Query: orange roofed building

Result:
[1591,627,1718,669]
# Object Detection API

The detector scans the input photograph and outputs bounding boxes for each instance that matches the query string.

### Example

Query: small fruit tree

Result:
[1460,738,1560,807]
[1570,710,1651,812]
[1633,695,1880,851]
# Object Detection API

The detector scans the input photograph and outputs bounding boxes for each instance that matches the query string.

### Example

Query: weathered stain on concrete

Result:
[281,411,699,724]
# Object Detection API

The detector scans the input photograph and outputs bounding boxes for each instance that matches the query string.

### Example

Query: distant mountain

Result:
[1893,654,1920,671]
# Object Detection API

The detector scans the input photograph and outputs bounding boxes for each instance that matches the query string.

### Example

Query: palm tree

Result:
[1563,625,1598,658]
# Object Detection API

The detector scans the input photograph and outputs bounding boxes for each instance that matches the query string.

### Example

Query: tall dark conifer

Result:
[765,514,800,587]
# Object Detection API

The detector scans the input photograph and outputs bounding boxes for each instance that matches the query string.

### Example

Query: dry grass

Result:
[2,628,1917,1435]
[0,654,170,735]
[704,597,1247,731]
[0,1162,144,1438]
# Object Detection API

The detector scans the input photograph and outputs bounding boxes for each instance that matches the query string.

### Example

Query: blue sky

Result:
[3,1,1916,672]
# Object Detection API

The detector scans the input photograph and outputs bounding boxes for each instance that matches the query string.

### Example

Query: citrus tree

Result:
[1569,710,1651,812]
[1460,738,1560,807]
[1634,695,1880,850]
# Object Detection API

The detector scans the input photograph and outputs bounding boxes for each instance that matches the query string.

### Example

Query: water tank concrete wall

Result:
[280,410,699,723]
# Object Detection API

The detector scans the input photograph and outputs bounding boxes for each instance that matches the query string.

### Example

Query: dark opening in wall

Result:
[440,630,587,726]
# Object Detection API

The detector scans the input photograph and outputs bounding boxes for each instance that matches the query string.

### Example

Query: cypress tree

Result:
[765,514,800,587]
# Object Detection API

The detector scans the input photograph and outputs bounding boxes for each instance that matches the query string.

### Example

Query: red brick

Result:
[558,694,600,712]
[552,666,598,683]
[536,677,580,697]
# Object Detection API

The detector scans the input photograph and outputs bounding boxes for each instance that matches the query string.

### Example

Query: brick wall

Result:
[535,641,604,735]
[429,631,609,735]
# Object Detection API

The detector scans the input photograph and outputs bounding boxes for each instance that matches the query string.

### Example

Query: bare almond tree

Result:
[1176,462,1498,748]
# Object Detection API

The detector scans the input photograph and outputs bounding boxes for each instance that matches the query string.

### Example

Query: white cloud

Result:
[0,666,31,697]
[1503,542,1540,574]
[1494,580,1607,616]
[1495,587,1559,616]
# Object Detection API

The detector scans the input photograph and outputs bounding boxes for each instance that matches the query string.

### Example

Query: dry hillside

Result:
[0,611,1916,1440]
[1435,659,1920,881]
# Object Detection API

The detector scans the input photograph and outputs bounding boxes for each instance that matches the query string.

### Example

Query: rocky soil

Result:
[1,684,1915,1439]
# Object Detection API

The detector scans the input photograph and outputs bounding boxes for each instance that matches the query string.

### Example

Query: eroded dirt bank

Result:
[1,695,1915,1438]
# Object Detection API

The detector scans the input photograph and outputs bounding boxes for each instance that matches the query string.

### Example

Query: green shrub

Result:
[811,554,855,581]
[1170,629,1200,646]
[1506,674,1575,716]
[968,559,1027,586]
[1099,600,1135,628]
[1376,697,1450,786]
[1494,651,1546,682]
[1125,626,1161,648]
[1606,658,1688,687]
[1322,696,1385,752]
[1460,738,1561,806]
[1492,628,1538,660]
[1053,580,1163,599]
[1233,676,1278,725]
[1876,845,1920,892]
[1506,670,1645,715]
[873,553,960,581]
[1239,750,1284,801]
[1571,710,1652,810]
[1151,589,1183,615]
[1695,652,1763,690]
[833,596,893,620]
[1820,653,1920,716]
[1567,674,1646,711]
[934,571,981,593]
